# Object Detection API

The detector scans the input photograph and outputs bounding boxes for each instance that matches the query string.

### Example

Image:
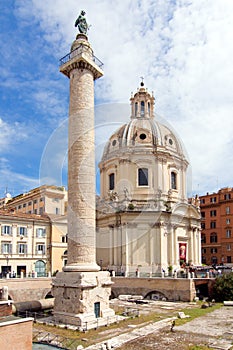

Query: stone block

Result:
[224,301,233,306]
[101,308,115,318]
[118,295,132,300]
[178,311,190,318]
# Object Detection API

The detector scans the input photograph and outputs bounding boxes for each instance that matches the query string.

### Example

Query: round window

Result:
[112,140,117,146]
[169,138,173,145]
[139,133,147,140]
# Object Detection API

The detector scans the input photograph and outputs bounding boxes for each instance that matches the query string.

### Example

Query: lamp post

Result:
[5,255,9,267]
[5,255,9,278]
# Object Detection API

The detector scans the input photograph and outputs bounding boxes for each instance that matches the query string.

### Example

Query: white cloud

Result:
[0,158,39,196]
[0,118,28,151]
[3,0,233,196]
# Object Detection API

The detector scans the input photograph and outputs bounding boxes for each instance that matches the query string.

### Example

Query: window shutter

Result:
[1,226,4,235]
[9,244,12,254]
[9,226,12,236]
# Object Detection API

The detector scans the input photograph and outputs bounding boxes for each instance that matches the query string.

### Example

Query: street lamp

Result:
[4,255,9,278]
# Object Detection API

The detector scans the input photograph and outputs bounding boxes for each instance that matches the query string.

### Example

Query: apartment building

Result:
[0,185,67,216]
[0,210,50,277]
[200,187,233,266]
[0,185,68,275]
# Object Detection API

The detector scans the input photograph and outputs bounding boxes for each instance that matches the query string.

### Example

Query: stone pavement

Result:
[85,317,175,349]
[176,306,233,350]
[85,305,233,350]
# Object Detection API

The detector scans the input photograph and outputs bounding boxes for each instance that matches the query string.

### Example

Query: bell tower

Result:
[53,12,114,327]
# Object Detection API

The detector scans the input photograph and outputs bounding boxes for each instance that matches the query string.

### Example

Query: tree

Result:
[212,272,233,301]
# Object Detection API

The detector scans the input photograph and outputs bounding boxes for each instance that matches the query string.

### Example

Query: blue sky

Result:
[0,0,233,198]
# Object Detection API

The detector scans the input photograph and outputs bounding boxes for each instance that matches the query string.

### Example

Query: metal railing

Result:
[19,309,122,331]
[60,43,104,68]
[33,330,79,350]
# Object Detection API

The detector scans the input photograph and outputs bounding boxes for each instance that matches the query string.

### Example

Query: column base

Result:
[63,262,100,272]
[52,270,115,328]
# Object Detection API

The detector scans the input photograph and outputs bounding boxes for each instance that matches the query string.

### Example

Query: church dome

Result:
[98,82,189,204]
[101,82,187,163]
[97,82,201,277]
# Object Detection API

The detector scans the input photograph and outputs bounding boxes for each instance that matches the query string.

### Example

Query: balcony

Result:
[60,43,104,69]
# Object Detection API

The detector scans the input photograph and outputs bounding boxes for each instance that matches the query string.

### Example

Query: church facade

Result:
[96,82,201,276]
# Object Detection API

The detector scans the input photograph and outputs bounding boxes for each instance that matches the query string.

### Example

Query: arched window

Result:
[171,172,177,190]
[148,102,150,115]
[210,232,218,243]
[109,173,115,190]
[135,102,138,116]
[138,168,148,186]
[140,101,145,116]
[35,260,46,277]
[63,250,67,266]
[62,234,68,243]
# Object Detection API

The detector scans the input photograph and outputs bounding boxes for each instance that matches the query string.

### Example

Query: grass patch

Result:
[33,312,163,344]
[189,347,215,350]
[174,302,222,327]
[33,302,223,348]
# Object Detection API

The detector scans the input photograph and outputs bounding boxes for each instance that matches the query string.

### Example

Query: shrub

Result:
[212,272,233,301]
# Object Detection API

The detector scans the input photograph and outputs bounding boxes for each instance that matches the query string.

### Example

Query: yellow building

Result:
[0,185,68,275]
[49,214,68,274]
[0,185,67,216]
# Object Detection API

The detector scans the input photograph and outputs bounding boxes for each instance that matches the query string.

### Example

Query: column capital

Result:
[60,35,103,80]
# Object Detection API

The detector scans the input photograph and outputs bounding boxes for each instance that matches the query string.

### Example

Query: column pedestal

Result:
[53,271,114,327]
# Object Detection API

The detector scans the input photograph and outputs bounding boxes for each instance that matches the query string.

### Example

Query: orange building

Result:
[200,187,233,266]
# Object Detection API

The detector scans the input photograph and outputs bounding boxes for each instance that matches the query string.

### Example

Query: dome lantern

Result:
[130,79,155,120]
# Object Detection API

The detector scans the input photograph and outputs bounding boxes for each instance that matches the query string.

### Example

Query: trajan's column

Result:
[53,11,114,327]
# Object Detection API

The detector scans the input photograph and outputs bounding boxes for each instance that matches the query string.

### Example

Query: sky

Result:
[0,0,233,198]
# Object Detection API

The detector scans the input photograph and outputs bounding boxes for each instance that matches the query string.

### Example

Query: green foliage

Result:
[212,272,233,301]
[128,203,135,210]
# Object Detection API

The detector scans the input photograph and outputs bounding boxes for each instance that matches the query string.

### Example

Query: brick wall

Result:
[0,318,33,350]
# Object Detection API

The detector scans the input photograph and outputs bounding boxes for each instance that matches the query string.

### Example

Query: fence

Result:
[60,43,104,68]
[33,330,80,350]
[18,308,134,331]
[30,308,137,349]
